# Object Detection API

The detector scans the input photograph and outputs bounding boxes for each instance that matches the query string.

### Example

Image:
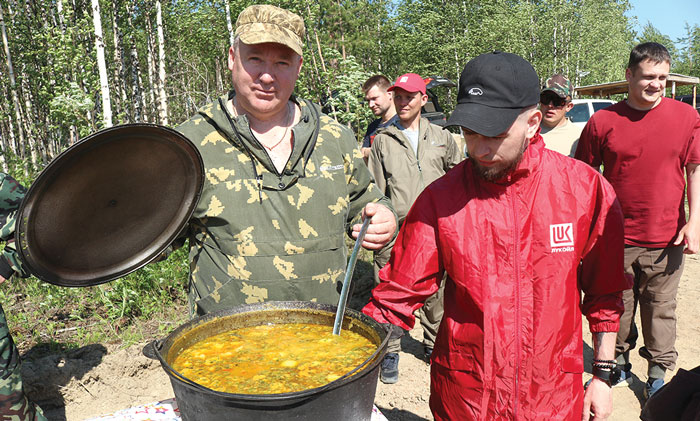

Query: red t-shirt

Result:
[575,97,700,247]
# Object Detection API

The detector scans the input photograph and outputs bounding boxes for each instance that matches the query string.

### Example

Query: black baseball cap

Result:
[445,51,540,137]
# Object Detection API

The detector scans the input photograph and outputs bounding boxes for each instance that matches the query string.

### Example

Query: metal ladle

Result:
[332,217,371,335]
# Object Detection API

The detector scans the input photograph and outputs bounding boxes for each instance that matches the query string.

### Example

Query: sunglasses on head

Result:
[540,95,567,107]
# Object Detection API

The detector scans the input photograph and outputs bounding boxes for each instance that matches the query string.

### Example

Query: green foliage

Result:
[49,82,95,130]
[0,0,654,157]
[637,22,679,62]
[674,24,700,96]
[299,48,373,135]
[1,245,190,348]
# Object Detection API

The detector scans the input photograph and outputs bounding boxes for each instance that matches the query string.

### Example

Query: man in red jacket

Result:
[363,52,630,420]
[575,42,700,401]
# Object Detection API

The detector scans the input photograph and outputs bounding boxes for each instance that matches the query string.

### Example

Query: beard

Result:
[470,136,529,182]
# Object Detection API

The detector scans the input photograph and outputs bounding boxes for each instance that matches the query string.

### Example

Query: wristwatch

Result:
[592,365,622,387]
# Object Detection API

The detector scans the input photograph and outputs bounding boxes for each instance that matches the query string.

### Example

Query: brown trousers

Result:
[616,245,684,376]
[374,236,445,353]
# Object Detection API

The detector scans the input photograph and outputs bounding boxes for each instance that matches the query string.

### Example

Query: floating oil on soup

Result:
[171,323,377,394]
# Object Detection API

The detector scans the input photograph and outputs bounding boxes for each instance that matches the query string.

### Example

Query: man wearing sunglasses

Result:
[539,74,582,157]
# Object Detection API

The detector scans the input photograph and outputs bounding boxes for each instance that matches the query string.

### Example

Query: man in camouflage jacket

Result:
[0,172,46,420]
[172,5,396,316]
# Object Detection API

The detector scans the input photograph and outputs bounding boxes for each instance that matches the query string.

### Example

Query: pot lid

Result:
[17,124,204,287]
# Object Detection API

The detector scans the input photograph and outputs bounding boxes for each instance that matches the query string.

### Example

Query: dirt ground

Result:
[21,254,700,420]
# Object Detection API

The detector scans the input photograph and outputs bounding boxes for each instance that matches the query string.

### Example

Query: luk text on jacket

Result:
[550,223,575,252]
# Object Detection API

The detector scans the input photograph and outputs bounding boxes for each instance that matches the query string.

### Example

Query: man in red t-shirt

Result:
[575,42,700,401]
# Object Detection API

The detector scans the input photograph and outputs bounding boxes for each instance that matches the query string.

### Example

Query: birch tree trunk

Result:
[92,0,113,127]
[0,116,8,171]
[335,0,346,60]
[21,73,39,168]
[111,0,128,120]
[145,15,157,122]
[56,0,65,31]
[303,4,322,96]
[7,119,18,155]
[0,4,27,167]
[126,0,145,122]
[553,25,557,73]
[1,84,18,155]
[155,0,168,125]
[224,0,234,48]
[377,19,382,72]
[0,138,7,172]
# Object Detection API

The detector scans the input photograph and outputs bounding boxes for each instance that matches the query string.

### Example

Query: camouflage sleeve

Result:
[338,126,396,230]
[0,173,28,279]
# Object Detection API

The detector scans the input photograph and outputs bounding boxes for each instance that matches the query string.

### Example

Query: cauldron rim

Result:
[152,300,390,403]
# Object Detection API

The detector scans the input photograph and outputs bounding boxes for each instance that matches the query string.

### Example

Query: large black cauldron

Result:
[151,301,389,421]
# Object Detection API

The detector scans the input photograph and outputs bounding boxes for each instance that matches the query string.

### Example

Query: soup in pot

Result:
[171,322,376,394]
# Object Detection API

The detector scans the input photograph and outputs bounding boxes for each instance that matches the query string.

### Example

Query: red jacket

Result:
[363,135,630,420]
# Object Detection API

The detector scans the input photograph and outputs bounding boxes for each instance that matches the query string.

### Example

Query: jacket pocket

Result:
[561,352,584,373]
[434,351,478,373]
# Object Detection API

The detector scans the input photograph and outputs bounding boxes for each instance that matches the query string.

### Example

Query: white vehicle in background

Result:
[566,99,615,127]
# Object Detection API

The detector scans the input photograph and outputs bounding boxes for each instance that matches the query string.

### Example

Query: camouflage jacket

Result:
[0,173,27,280]
[175,92,393,315]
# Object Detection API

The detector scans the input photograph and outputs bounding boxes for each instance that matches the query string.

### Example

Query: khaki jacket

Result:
[368,118,463,222]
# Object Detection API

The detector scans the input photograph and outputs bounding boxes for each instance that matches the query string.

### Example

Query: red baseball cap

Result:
[388,73,426,95]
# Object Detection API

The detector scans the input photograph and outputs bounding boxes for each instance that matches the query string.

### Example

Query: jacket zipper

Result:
[391,128,425,188]
[221,96,278,204]
[510,186,522,419]
[415,131,423,188]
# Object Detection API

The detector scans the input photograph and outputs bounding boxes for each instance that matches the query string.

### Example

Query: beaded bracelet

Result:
[592,362,615,370]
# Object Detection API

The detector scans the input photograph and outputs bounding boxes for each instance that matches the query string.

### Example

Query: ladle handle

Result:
[333,217,371,335]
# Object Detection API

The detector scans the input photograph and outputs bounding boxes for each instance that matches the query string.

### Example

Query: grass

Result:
[1,246,191,357]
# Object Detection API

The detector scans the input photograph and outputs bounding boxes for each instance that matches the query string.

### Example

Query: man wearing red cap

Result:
[367,72,462,384]
[364,53,630,419]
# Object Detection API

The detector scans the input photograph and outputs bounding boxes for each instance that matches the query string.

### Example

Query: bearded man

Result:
[363,52,631,420]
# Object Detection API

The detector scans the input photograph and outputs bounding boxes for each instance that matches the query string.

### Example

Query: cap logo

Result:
[468,87,483,96]
[399,76,409,83]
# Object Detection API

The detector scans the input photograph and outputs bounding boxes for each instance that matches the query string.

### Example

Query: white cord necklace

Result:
[233,100,291,151]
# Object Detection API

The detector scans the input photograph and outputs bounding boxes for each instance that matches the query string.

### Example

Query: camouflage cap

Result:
[541,74,573,98]
[235,5,305,56]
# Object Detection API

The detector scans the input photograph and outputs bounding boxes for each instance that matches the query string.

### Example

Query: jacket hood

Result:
[196,91,322,185]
